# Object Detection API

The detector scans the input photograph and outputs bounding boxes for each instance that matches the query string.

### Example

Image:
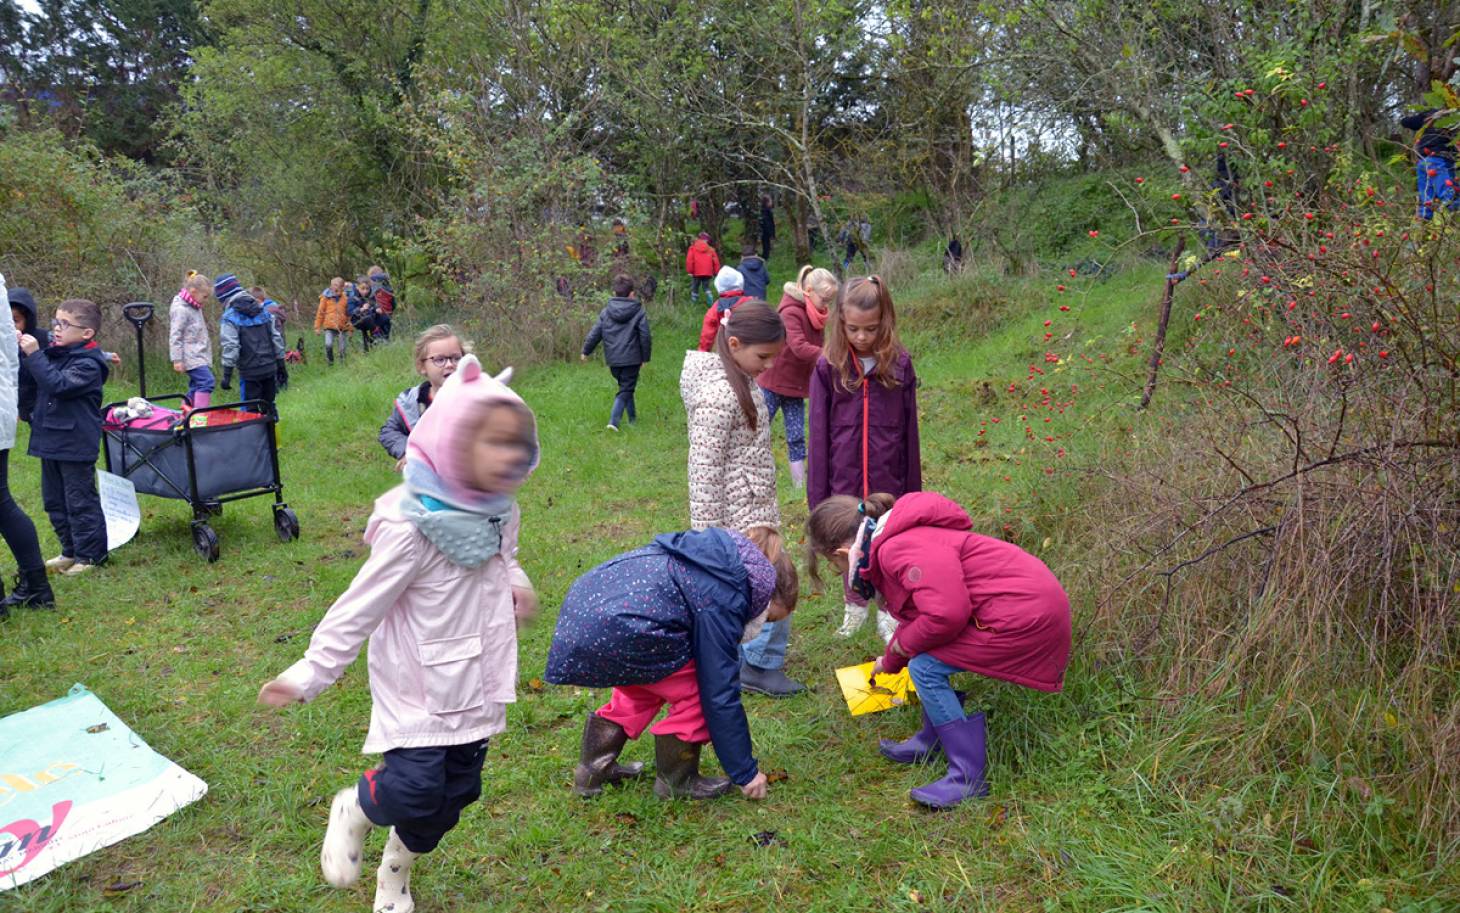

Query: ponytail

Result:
[712,298,784,430]
[745,525,799,612]
[804,492,895,589]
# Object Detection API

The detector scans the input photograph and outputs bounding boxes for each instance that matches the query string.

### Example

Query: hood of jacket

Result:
[603,296,643,324]
[869,492,972,565]
[691,238,713,254]
[404,355,540,509]
[9,287,40,334]
[653,527,761,623]
[222,291,266,324]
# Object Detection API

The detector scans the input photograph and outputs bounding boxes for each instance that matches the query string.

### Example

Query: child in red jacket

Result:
[684,232,721,307]
[806,490,1072,809]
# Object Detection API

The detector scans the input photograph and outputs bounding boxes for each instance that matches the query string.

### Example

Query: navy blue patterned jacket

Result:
[545,527,768,784]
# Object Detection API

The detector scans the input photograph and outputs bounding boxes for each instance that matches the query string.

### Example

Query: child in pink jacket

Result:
[806,490,1071,810]
[258,354,539,913]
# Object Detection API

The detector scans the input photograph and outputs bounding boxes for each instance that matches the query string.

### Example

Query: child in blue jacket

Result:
[545,525,797,801]
[18,298,111,575]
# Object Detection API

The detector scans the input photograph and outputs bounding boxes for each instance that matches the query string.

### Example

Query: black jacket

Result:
[582,297,651,367]
[25,341,110,462]
[8,287,50,423]
[1401,109,1456,164]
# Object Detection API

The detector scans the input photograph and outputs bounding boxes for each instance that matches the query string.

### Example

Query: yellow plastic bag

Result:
[835,661,917,716]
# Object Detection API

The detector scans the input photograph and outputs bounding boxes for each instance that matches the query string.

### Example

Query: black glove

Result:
[220,367,233,390]
[276,360,289,389]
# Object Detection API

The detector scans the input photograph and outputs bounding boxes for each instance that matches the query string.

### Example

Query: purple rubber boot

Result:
[909,712,990,809]
[878,706,941,764]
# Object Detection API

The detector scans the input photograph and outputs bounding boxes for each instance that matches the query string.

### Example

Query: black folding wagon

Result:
[99,302,300,562]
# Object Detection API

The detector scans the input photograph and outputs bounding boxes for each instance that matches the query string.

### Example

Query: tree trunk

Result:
[1140,237,1188,410]
[792,194,811,264]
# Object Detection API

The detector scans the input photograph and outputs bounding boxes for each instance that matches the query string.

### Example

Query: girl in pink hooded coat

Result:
[258,354,539,913]
[807,490,1071,809]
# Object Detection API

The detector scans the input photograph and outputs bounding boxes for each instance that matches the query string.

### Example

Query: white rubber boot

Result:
[373,828,421,913]
[876,609,898,644]
[836,602,868,638]
[788,459,807,488]
[320,787,375,888]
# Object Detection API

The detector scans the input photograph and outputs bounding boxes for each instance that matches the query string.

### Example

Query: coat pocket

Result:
[417,634,485,714]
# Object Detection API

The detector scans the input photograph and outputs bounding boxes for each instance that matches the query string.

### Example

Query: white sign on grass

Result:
[0,684,208,891]
[97,470,141,551]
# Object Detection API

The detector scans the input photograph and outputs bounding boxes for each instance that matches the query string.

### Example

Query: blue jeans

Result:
[609,364,640,427]
[907,653,967,726]
[185,366,216,398]
[760,388,806,462]
[1416,156,1458,219]
[741,617,791,670]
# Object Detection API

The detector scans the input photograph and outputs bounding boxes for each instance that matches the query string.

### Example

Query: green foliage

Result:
[0,127,207,305]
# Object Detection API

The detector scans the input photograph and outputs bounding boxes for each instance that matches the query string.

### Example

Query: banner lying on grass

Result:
[0,684,207,891]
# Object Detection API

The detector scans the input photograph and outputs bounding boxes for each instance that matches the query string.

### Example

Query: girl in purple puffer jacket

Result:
[808,275,921,640]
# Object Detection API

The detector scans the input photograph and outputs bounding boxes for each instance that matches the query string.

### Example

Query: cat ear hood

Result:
[405,355,539,503]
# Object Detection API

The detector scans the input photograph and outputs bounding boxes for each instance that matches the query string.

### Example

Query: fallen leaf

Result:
[526,678,544,691]
[86,723,110,734]
[749,830,784,848]
[765,769,789,784]
[614,812,638,826]
[908,889,926,904]
[987,804,1007,828]
[102,880,141,896]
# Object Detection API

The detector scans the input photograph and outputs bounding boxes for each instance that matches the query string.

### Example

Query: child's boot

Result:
[878,706,941,764]
[909,712,990,809]
[192,390,211,410]
[876,609,898,644]
[788,459,806,488]
[321,786,376,887]
[573,711,647,797]
[1,569,56,610]
[652,733,733,800]
[835,601,868,637]
[372,828,420,913]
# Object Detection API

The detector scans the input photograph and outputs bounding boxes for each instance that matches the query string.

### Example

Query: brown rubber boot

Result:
[572,712,647,797]
[651,733,734,800]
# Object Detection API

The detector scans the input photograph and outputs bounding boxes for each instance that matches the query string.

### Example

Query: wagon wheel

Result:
[192,523,221,563]
[273,506,300,543]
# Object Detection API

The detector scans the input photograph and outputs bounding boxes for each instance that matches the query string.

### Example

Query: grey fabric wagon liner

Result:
[104,419,275,501]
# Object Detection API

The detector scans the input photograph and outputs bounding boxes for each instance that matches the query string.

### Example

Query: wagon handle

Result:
[121,302,154,398]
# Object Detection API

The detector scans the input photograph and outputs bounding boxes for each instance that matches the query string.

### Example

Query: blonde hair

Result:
[183,271,210,293]
[797,265,839,303]
[413,324,470,368]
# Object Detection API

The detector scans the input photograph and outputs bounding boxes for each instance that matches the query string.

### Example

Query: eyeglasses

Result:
[426,354,463,368]
[51,318,78,332]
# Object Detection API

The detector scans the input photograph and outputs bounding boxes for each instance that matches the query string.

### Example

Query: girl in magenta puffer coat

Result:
[259,355,540,913]
[807,490,1072,809]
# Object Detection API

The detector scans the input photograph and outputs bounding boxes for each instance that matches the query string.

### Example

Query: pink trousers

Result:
[597,661,710,744]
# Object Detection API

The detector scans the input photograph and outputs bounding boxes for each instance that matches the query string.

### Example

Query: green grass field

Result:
[1,263,1454,912]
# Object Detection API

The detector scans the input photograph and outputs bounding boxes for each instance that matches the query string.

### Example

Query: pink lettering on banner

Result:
[0,801,72,878]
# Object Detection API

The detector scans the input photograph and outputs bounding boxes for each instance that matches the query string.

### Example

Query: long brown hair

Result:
[804,492,895,589]
[712,298,785,429]
[745,525,799,611]
[822,275,904,391]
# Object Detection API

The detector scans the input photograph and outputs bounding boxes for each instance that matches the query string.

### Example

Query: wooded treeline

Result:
[1,1,1456,306]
